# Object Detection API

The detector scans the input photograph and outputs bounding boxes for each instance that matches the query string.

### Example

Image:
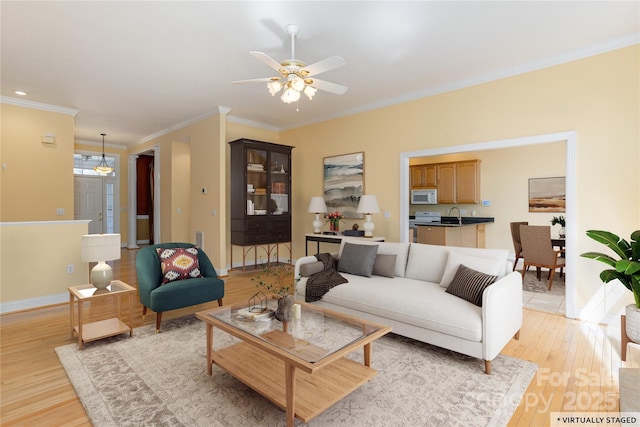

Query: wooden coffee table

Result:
[196,299,391,427]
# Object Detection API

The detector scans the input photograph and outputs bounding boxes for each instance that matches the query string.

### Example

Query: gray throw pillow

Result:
[445,264,497,307]
[299,261,324,277]
[372,254,397,278]
[338,242,378,277]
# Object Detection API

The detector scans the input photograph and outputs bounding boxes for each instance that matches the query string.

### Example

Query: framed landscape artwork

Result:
[323,152,364,218]
[528,177,566,212]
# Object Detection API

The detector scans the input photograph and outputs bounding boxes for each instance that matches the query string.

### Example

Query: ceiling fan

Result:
[233,23,347,105]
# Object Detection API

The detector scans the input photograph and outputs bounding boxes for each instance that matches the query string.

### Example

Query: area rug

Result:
[56,315,536,427]
[521,269,565,297]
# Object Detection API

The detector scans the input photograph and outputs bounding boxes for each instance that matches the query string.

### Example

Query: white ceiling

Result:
[2,1,638,148]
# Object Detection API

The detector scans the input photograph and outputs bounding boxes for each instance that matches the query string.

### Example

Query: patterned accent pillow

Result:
[445,264,497,307]
[156,247,203,284]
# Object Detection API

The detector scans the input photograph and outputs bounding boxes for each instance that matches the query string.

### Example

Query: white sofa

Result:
[294,239,523,374]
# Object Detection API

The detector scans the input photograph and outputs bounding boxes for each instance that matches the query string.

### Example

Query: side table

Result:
[69,280,136,349]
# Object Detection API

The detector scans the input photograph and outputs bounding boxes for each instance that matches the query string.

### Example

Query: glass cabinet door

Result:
[246,149,267,215]
[270,151,290,215]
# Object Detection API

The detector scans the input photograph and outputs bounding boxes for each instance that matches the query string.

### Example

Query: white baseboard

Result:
[1,292,68,314]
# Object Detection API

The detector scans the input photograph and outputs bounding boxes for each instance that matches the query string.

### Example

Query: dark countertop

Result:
[414,216,494,227]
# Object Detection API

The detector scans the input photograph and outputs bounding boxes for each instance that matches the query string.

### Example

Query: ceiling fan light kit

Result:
[233,23,347,107]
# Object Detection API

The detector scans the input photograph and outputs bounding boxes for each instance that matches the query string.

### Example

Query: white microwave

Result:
[411,189,437,204]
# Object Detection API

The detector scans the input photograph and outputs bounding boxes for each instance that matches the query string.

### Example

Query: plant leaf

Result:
[580,251,617,268]
[585,230,628,259]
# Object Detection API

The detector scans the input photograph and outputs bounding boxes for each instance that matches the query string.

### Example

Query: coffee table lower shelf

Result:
[212,341,377,423]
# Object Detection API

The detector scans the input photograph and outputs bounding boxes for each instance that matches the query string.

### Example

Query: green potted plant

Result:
[551,215,566,238]
[581,230,640,343]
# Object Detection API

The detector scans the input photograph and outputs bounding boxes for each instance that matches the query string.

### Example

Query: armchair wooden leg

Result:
[514,330,520,340]
[155,312,163,334]
[142,306,148,316]
[217,298,223,307]
[484,360,492,375]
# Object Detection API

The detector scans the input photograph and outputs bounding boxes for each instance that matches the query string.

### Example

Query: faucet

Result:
[448,206,462,225]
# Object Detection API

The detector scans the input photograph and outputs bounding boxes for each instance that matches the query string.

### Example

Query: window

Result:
[73,154,117,176]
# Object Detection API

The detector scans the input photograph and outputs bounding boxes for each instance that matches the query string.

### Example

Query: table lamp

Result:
[307,196,328,234]
[81,234,121,289]
[357,195,380,237]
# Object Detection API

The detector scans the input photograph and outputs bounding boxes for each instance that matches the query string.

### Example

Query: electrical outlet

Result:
[460,209,467,215]
[481,200,491,207]
[67,264,74,274]
[56,208,65,215]
[383,210,391,218]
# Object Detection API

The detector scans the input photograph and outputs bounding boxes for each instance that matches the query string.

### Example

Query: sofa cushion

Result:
[372,254,397,278]
[156,247,203,284]
[299,261,324,277]
[439,251,504,288]
[320,274,483,342]
[338,242,378,277]
[404,243,449,283]
[445,264,497,307]
[339,239,410,277]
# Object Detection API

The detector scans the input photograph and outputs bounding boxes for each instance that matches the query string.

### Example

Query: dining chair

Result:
[519,225,565,290]
[509,221,528,271]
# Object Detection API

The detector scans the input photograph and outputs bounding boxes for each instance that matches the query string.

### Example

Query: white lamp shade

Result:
[307,196,327,213]
[357,195,380,214]
[81,234,121,262]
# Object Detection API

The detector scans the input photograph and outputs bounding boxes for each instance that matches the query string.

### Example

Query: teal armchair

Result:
[136,243,224,332]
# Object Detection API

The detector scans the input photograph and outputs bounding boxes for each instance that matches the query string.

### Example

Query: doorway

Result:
[400,131,577,318]
[74,176,118,234]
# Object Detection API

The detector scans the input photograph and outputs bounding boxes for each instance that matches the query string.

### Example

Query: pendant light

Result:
[94,133,114,175]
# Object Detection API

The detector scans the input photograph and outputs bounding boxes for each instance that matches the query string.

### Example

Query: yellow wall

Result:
[171,141,191,242]
[282,45,639,313]
[0,221,89,309]
[132,111,231,270]
[1,103,75,221]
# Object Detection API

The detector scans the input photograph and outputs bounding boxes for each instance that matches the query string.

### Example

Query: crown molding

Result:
[226,115,280,132]
[279,36,640,132]
[1,96,79,116]
[137,106,232,145]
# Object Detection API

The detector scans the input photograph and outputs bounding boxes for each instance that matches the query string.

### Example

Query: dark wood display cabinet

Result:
[229,139,293,270]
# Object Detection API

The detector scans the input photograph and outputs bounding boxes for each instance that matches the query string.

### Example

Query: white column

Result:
[127,155,139,249]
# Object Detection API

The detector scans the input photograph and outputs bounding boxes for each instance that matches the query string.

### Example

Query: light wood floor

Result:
[0,248,624,426]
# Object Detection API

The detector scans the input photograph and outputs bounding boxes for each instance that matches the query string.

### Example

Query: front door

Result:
[74,177,103,234]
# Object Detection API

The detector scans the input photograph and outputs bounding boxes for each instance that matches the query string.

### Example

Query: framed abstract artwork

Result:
[528,177,566,212]
[323,152,364,218]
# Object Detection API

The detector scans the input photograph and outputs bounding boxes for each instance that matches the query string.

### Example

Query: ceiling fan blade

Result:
[232,77,278,84]
[250,51,283,73]
[302,56,346,77]
[308,78,348,95]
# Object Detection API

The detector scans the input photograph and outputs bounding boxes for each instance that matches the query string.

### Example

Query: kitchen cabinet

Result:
[410,164,436,189]
[229,138,293,246]
[436,164,456,203]
[434,160,481,204]
[456,160,481,203]
[416,224,485,248]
